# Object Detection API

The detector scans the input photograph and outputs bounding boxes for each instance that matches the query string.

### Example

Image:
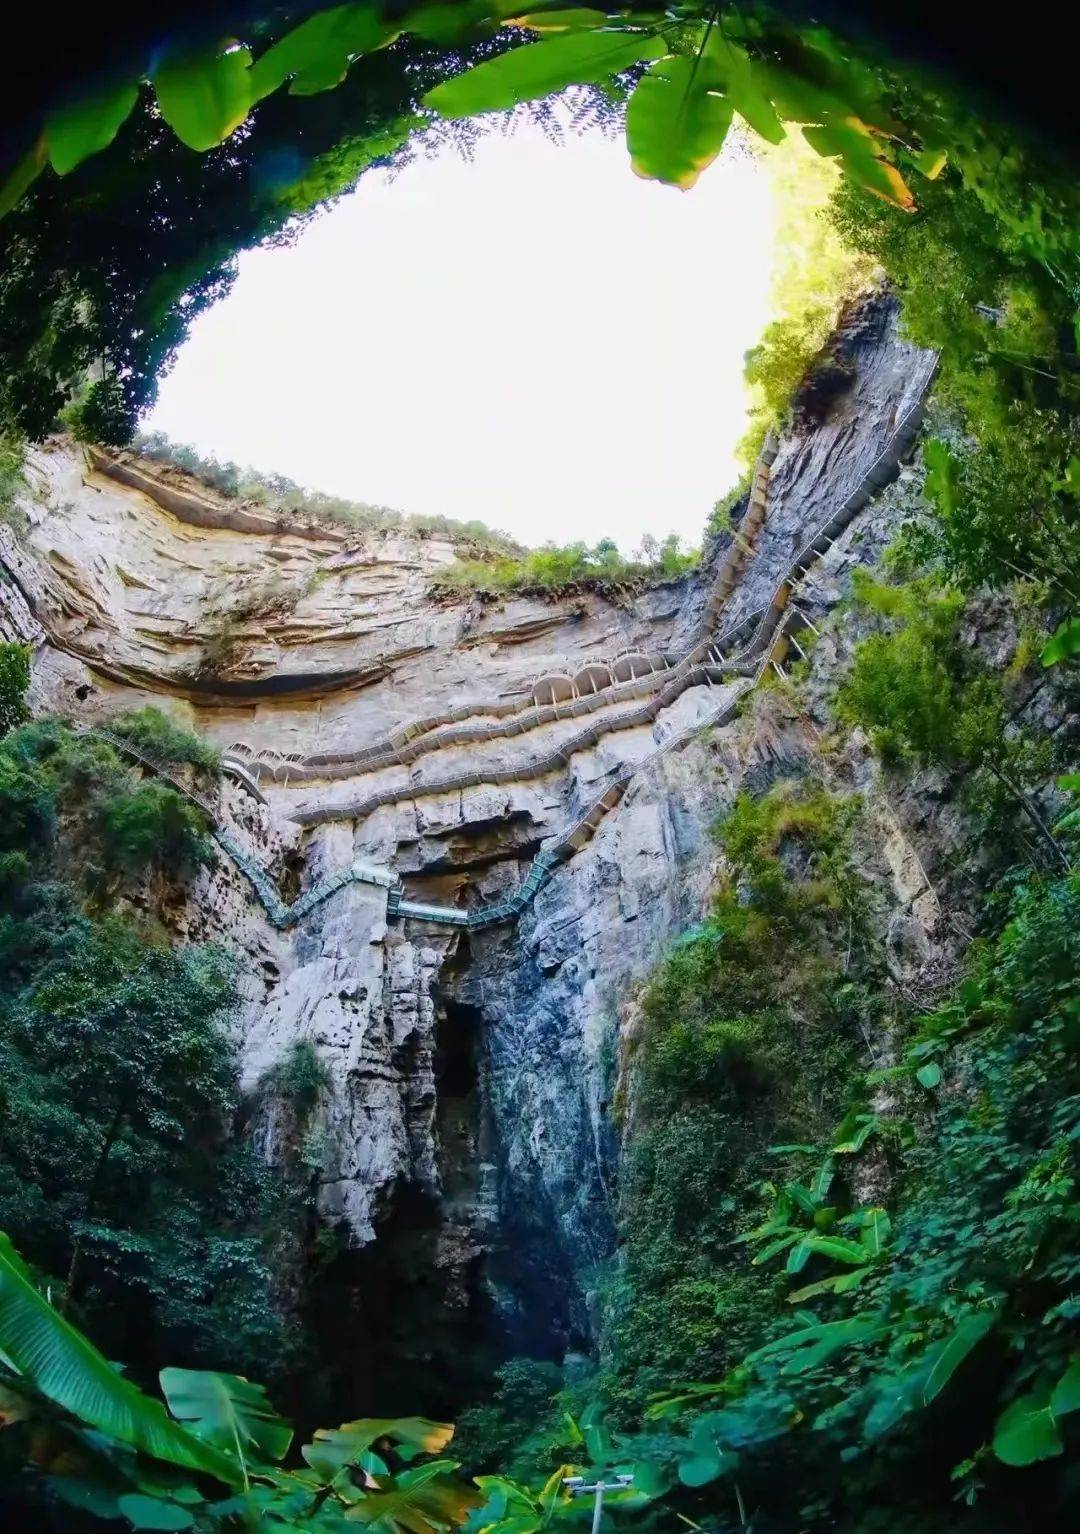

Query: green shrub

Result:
[455,1358,571,1477]
[107,704,221,772]
[645,1015,779,1104]
[718,780,844,867]
[0,434,25,533]
[0,747,56,854]
[901,419,1080,604]
[96,780,213,877]
[0,906,288,1376]
[608,781,870,1418]
[838,578,1070,866]
[266,1039,331,1117]
[706,473,751,538]
[0,717,221,895]
[0,849,30,900]
[63,375,131,446]
[623,871,1080,1530]
[839,623,959,762]
[0,642,30,737]
[430,534,698,597]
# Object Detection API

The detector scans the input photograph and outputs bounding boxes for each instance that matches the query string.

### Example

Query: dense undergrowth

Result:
[0,686,296,1392]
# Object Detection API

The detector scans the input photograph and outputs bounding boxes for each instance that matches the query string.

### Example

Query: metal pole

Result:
[591,1483,604,1534]
[563,1474,634,1534]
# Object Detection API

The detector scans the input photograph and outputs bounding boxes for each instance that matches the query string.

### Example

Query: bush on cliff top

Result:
[429,533,698,598]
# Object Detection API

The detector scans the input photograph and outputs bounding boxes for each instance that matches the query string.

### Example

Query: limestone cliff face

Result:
[2,291,980,1399]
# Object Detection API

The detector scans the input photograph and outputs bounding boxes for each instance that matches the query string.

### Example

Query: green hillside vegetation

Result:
[429,533,698,597]
[0,686,295,1393]
[131,431,524,556]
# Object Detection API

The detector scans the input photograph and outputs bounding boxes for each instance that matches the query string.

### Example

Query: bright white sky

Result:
[145,117,777,553]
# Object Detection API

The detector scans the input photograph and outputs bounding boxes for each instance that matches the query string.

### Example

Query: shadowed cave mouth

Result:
[1,7,1078,1532]
[310,993,582,1420]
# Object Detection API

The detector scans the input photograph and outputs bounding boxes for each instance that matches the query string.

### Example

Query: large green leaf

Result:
[116,1494,195,1531]
[0,1232,240,1484]
[920,1312,995,1405]
[803,1234,870,1265]
[752,62,844,125]
[625,54,733,190]
[1041,616,1080,667]
[750,1230,802,1265]
[749,1315,879,1364]
[344,1461,483,1532]
[47,81,140,175]
[1051,1356,1080,1417]
[702,36,785,144]
[423,30,667,119]
[785,1239,813,1274]
[786,1267,870,1303]
[864,1372,923,1440]
[249,4,397,101]
[677,1413,739,1487]
[855,1208,892,1255]
[785,1181,818,1216]
[833,1113,879,1153]
[159,1368,292,1474]
[910,144,947,179]
[993,1388,1063,1466]
[802,119,915,212]
[302,1417,454,1482]
[153,47,253,152]
[0,138,47,219]
[810,1156,835,1202]
[511,9,610,32]
[748,1315,882,1381]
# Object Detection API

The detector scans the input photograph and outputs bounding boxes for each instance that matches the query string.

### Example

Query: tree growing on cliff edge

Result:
[0,642,30,737]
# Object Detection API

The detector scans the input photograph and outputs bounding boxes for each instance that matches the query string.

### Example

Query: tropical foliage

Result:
[0,1242,479,1530]
[0,1,961,445]
[603,778,872,1419]
[624,866,1080,1528]
[5,4,927,216]
[471,789,1079,1531]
